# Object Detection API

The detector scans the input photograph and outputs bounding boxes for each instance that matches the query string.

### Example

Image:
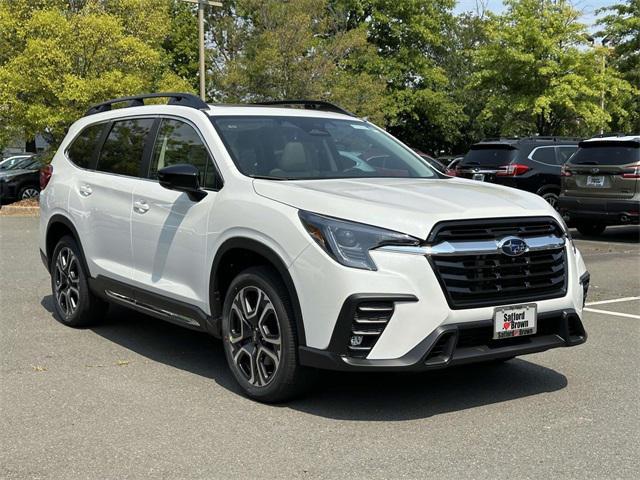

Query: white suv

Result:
[39,93,590,401]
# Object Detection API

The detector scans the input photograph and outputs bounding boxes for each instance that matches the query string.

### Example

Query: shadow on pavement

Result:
[571,225,639,244]
[41,297,568,421]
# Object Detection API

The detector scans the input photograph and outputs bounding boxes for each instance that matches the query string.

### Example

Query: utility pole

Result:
[600,37,610,135]
[181,0,223,101]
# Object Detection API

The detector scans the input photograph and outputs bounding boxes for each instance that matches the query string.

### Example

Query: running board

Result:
[105,290,202,328]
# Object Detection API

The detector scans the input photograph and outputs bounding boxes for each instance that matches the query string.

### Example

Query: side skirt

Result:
[88,275,217,334]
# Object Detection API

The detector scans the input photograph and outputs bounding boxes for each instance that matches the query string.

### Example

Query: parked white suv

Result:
[39,93,590,401]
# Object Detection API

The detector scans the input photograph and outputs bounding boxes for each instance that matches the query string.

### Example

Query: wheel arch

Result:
[45,214,90,275]
[536,183,561,196]
[209,237,306,346]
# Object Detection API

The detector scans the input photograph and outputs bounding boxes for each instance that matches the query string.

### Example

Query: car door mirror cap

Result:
[157,164,207,202]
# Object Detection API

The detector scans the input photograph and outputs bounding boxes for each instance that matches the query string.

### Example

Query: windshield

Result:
[460,146,517,168]
[571,143,639,166]
[0,156,31,170]
[211,116,439,180]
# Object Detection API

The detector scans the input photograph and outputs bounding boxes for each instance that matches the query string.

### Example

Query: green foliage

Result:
[0,0,637,155]
[469,0,635,137]
[596,0,640,132]
[0,0,193,149]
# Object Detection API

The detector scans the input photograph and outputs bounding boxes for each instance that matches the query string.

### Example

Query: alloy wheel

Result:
[543,192,559,210]
[227,286,282,387]
[53,247,80,318]
[21,188,39,199]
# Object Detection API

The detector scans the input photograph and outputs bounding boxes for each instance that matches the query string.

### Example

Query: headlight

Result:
[299,211,419,270]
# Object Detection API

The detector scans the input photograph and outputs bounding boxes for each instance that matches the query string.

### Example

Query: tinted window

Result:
[96,118,154,176]
[571,143,639,166]
[461,147,517,168]
[67,124,105,168]
[556,146,577,164]
[149,119,217,188]
[531,147,556,164]
[211,116,437,179]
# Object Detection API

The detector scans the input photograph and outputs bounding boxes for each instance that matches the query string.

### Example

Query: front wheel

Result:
[221,266,308,402]
[576,222,606,236]
[541,191,559,210]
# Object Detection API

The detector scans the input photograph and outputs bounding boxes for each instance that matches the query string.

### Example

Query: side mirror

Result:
[157,164,207,201]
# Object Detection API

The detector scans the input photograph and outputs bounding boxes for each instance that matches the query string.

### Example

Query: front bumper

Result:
[559,195,640,225]
[299,308,586,371]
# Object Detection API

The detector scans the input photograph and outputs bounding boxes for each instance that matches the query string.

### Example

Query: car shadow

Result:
[41,297,568,421]
[571,225,639,244]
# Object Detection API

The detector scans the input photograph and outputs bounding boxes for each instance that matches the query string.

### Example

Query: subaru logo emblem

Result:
[591,167,600,174]
[498,236,528,257]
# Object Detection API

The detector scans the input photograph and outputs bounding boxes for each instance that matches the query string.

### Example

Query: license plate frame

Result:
[586,175,605,187]
[493,304,537,340]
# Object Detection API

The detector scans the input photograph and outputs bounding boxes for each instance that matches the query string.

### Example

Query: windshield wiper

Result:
[249,175,294,181]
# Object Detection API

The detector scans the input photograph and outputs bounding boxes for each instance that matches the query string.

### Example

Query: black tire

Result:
[50,235,107,327]
[221,266,309,402]
[576,222,606,236]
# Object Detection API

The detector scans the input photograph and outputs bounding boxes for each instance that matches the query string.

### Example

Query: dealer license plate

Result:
[586,175,605,187]
[493,304,537,340]
[472,173,485,181]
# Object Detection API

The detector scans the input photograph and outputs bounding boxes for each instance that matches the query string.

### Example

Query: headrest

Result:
[279,142,308,172]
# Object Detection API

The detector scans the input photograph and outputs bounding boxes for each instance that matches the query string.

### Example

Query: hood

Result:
[253,177,560,239]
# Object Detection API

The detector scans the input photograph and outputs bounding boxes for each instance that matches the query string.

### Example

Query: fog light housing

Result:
[349,335,363,347]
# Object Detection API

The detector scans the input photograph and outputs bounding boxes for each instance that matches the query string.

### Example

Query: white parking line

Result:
[584,308,640,319]
[586,296,640,306]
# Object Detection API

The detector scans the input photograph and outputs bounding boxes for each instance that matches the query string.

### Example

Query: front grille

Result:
[428,218,567,309]
[428,218,562,242]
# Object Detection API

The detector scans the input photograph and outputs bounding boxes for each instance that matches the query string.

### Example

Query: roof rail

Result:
[590,132,627,138]
[252,100,355,117]
[85,92,208,116]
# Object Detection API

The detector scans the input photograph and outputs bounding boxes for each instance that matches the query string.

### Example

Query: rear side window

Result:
[66,124,105,168]
[571,143,640,166]
[530,147,556,165]
[149,118,218,188]
[96,118,154,176]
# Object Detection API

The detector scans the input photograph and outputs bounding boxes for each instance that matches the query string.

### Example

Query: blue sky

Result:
[454,0,618,28]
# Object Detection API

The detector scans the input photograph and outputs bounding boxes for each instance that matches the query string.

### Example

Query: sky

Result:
[454,0,619,28]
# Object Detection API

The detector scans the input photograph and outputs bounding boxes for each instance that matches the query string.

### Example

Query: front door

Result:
[130,117,220,313]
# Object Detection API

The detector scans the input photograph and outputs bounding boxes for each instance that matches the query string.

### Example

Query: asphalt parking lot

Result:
[1,216,638,480]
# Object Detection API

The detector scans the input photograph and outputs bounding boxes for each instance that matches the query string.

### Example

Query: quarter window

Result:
[66,123,105,168]
[149,119,217,188]
[96,118,154,176]
[557,146,578,164]
[531,147,556,165]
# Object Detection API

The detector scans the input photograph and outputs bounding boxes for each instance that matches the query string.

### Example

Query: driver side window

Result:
[149,119,217,188]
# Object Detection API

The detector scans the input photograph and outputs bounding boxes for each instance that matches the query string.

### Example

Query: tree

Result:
[596,0,640,132]
[470,0,635,137]
[203,0,388,123]
[0,0,193,150]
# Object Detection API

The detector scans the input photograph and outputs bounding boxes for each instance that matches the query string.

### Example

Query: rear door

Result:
[130,117,221,313]
[564,141,640,199]
[68,117,154,284]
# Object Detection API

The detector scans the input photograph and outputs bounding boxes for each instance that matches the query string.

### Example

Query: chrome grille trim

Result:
[377,234,566,257]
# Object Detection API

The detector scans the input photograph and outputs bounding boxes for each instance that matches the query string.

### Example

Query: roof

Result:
[583,135,640,143]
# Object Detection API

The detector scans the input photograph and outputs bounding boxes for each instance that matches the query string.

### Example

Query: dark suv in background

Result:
[456,137,580,209]
[560,135,639,236]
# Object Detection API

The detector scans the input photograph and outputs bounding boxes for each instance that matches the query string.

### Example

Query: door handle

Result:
[133,200,150,214]
[79,184,92,197]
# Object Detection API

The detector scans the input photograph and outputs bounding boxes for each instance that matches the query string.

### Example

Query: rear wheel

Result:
[221,266,308,402]
[50,235,107,327]
[576,222,606,236]
[541,191,559,210]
